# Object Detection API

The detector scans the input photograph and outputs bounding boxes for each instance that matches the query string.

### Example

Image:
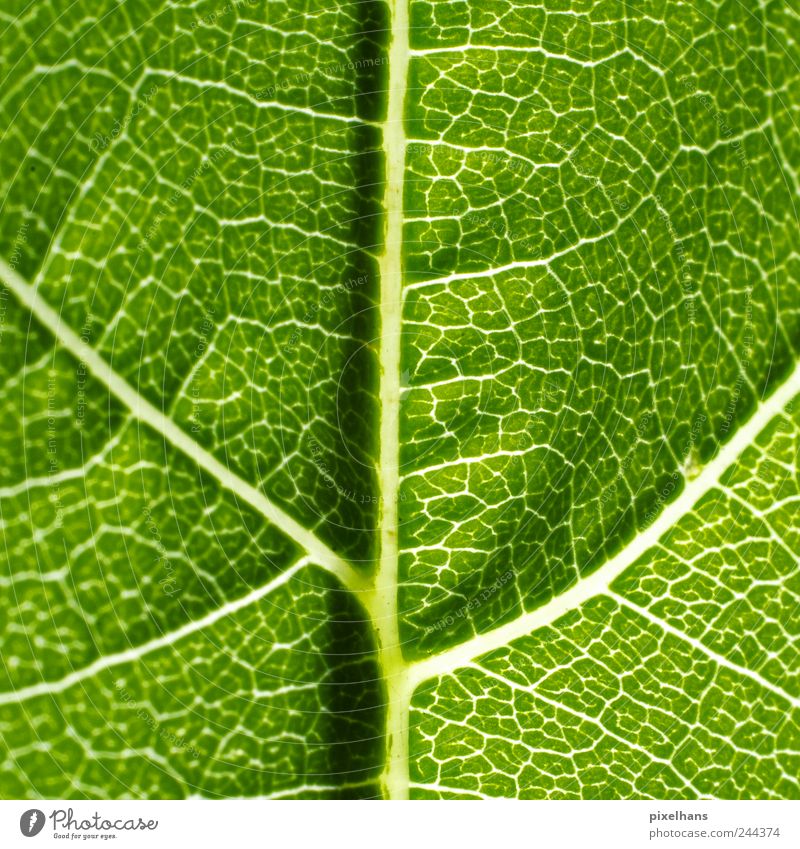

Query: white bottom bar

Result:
[2,799,799,848]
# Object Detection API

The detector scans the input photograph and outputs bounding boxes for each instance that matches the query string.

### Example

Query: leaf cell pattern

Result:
[0,0,798,801]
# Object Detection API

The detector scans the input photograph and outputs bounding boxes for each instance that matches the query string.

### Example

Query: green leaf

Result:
[409,401,800,799]
[0,0,798,800]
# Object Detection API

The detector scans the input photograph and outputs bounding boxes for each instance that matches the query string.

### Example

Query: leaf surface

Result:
[0,0,798,800]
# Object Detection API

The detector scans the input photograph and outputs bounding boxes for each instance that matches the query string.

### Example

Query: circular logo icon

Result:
[19,809,45,837]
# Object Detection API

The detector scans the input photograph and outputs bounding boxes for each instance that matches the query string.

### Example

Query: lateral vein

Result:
[408,358,800,687]
[0,558,309,705]
[609,593,800,708]
[0,256,366,595]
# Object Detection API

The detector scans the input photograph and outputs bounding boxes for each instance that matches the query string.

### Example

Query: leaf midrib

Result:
[2,1,800,796]
[369,0,410,801]
[3,115,800,784]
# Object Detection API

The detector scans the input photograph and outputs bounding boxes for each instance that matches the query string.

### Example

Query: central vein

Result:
[366,0,411,801]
